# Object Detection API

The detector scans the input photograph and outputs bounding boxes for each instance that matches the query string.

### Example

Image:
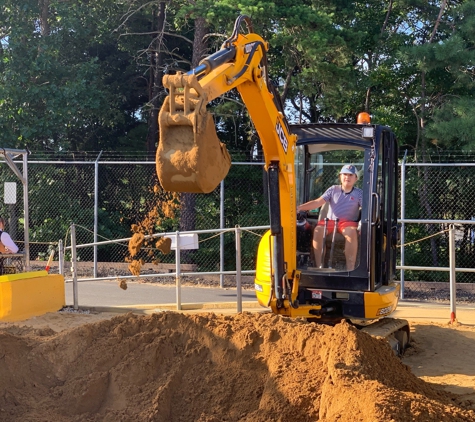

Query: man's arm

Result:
[297,196,326,212]
[1,232,19,253]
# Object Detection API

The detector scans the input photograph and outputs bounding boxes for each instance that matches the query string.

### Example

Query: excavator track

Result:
[360,318,410,356]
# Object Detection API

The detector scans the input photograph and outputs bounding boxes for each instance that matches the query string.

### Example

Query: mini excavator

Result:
[156,15,410,354]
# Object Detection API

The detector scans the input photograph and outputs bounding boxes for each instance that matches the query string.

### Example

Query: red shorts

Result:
[316,219,357,234]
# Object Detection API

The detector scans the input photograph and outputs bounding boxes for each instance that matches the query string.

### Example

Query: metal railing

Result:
[64,224,270,312]
[398,218,475,298]
[63,219,468,320]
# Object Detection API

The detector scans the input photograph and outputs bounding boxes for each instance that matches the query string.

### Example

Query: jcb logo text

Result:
[245,42,256,54]
[276,121,288,153]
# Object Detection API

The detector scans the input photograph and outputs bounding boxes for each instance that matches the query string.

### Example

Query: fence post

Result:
[22,152,31,271]
[175,231,182,311]
[235,225,242,313]
[70,223,78,310]
[220,179,225,288]
[449,224,456,323]
[93,151,102,278]
[400,151,407,299]
[58,239,63,275]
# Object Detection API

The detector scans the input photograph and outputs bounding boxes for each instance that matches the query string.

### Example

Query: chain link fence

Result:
[400,160,475,301]
[0,155,270,279]
[0,152,474,297]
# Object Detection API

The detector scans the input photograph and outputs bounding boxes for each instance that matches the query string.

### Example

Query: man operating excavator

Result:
[297,164,362,271]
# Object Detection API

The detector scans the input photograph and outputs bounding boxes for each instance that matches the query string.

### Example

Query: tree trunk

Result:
[38,0,50,36]
[364,87,371,113]
[179,17,209,261]
[191,17,208,67]
[418,71,439,266]
[146,2,166,158]
[417,0,448,267]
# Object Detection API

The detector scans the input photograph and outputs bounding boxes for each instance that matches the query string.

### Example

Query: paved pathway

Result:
[65,279,256,308]
[65,279,475,325]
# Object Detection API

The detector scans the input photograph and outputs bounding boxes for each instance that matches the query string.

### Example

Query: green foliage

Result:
[1,0,474,155]
[426,97,475,151]
[0,0,148,151]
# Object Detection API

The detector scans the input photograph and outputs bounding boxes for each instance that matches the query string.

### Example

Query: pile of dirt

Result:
[0,313,474,422]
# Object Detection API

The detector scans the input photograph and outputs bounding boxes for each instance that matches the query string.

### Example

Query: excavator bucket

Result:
[156,73,231,193]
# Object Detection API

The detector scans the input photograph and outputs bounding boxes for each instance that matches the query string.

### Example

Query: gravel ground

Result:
[402,287,475,304]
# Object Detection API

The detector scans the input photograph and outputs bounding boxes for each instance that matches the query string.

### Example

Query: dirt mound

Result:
[0,313,473,422]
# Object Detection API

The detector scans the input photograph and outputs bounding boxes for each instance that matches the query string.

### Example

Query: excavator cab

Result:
[293,122,400,320]
[255,121,403,326]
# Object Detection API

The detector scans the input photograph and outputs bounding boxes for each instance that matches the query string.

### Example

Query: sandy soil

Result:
[0,311,474,422]
[402,322,475,404]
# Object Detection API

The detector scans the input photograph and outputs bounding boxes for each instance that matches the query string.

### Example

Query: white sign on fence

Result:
[4,182,17,204]
[167,233,199,250]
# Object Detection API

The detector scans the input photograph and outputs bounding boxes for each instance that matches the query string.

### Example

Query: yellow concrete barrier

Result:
[0,270,65,322]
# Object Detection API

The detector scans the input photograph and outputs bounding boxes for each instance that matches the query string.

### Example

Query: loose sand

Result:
[0,311,474,421]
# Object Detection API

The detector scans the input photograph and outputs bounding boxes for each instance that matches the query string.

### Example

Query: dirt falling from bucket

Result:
[156,237,171,254]
[127,259,143,276]
[124,183,179,278]
[128,233,144,257]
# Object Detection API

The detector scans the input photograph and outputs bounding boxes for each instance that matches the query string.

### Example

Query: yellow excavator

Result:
[156,15,410,353]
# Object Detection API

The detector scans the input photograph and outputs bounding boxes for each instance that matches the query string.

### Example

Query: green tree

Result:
[0,0,148,152]
[424,1,475,151]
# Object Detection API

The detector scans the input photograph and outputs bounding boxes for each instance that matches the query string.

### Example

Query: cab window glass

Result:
[296,145,365,272]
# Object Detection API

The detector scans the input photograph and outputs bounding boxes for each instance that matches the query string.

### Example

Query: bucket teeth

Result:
[156,73,231,193]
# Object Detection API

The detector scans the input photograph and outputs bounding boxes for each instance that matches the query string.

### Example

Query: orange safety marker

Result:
[45,250,55,273]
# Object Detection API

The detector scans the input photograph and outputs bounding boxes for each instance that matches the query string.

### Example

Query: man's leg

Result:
[313,225,325,268]
[313,220,334,268]
[342,226,358,271]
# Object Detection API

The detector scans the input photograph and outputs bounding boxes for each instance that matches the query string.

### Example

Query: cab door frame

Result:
[371,128,398,289]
